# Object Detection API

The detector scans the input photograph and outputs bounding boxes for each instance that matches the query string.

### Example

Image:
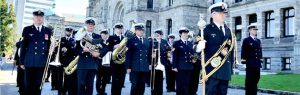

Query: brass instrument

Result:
[111,38,128,64]
[112,21,135,64]
[64,27,103,75]
[64,56,78,75]
[49,37,62,66]
[196,14,238,95]
[150,38,157,91]
[40,23,64,89]
[154,40,165,71]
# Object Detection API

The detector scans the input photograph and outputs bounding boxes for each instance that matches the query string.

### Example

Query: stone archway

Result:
[113,1,124,24]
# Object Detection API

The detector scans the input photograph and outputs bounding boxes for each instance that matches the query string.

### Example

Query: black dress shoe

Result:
[51,87,57,90]
[97,92,107,95]
[167,90,172,92]
[146,84,150,87]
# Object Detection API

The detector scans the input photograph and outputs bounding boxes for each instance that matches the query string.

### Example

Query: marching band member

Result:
[60,27,77,95]
[165,35,176,92]
[125,23,151,95]
[14,38,24,95]
[172,27,195,95]
[19,10,52,95]
[110,23,127,95]
[150,29,169,95]
[197,2,234,95]
[76,18,108,95]
[96,29,111,95]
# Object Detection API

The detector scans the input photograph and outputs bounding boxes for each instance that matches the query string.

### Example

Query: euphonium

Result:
[112,21,136,64]
[112,37,128,64]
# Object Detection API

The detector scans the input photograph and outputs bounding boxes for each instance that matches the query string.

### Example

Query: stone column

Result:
[273,8,281,44]
[256,12,264,39]
[241,14,248,40]
[293,2,300,71]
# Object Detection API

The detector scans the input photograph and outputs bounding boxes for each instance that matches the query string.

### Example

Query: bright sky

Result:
[55,0,88,16]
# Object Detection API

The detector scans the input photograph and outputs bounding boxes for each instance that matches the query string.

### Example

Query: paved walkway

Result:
[0,63,274,95]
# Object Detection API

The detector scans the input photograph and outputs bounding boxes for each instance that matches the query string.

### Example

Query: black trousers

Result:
[165,65,176,91]
[190,63,201,95]
[245,67,260,95]
[17,67,25,95]
[24,67,44,95]
[111,64,126,95]
[150,70,163,95]
[46,65,52,81]
[53,66,64,95]
[206,77,229,95]
[176,70,193,95]
[77,69,97,95]
[62,71,77,95]
[96,65,111,94]
[51,66,63,90]
[130,71,148,95]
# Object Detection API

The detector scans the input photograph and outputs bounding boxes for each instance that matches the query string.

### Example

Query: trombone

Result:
[150,38,157,91]
[40,24,64,90]
[150,38,165,91]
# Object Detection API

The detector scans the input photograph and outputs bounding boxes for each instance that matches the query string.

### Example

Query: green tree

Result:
[0,0,17,55]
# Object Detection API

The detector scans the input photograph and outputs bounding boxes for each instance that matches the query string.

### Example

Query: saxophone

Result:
[64,27,86,75]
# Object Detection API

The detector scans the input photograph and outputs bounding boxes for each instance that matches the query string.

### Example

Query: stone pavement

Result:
[0,63,274,95]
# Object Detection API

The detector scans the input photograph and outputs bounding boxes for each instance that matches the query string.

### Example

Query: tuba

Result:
[112,21,135,64]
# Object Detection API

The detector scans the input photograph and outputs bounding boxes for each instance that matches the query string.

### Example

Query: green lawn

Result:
[229,73,300,92]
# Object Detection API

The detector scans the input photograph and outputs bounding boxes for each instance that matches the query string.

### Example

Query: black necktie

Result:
[220,26,224,35]
[140,38,143,44]
[185,41,187,45]
[37,27,40,32]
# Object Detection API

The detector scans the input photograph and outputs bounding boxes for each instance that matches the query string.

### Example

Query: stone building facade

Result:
[87,0,300,72]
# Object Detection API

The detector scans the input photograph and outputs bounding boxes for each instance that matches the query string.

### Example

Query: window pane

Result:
[214,0,223,3]
[146,21,152,37]
[285,10,289,16]
[267,20,275,37]
[288,18,294,35]
[147,0,153,9]
[235,30,241,41]
[270,20,275,37]
[235,17,242,25]
[249,14,257,24]
[270,12,274,19]
[289,9,295,16]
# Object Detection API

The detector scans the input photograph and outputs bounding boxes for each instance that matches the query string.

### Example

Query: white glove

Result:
[196,40,206,53]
